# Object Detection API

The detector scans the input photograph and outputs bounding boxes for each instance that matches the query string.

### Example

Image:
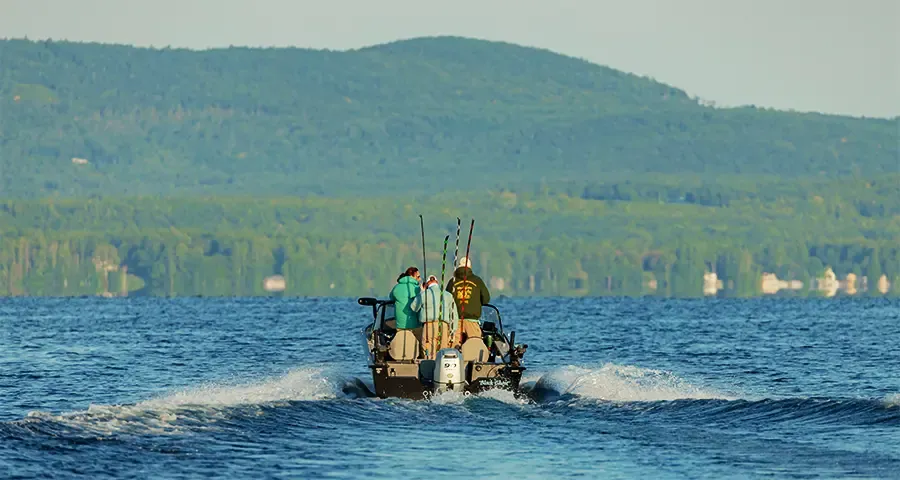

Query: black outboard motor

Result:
[507,331,527,367]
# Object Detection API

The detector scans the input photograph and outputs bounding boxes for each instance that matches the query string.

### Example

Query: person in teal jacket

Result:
[389,267,422,332]
[410,275,459,358]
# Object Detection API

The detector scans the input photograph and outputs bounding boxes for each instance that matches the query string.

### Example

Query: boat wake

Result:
[3,363,896,443]
[886,394,900,408]
[522,363,734,403]
[520,363,899,428]
[1,366,344,439]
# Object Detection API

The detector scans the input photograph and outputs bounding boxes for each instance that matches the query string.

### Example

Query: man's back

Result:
[446,265,491,320]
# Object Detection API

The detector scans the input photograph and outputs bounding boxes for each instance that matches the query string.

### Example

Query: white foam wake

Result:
[22,366,340,436]
[885,394,900,408]
[533,363,734,402]
[138,367,338,408]
[476,386,530,405]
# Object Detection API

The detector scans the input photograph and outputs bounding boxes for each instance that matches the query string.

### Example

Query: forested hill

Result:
[1,36,897,198]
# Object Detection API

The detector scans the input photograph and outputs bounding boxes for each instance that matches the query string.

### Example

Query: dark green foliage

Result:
[1,36,897,297]
[0,37,896,198]
[0,182,897,297]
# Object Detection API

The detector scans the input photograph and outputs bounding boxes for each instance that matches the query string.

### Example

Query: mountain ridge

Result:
[0,36,896,199]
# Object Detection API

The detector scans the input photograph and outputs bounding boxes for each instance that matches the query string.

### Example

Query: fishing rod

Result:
[451,217,461,345]
[453,217,461,276]
[458,218,475,324]
[419,214,427,353]
[438,234,449,352]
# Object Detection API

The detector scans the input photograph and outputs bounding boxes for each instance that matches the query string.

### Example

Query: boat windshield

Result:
[376,303,397,332]
[479,304,502,332]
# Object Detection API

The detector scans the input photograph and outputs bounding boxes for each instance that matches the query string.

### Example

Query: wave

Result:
[696,396,900,427]
[137,366,340,408]
[524,363,735,403]
[886,394,900,408]
[4,363,895,442]
[520,364,899,427]
[2,366,344,439]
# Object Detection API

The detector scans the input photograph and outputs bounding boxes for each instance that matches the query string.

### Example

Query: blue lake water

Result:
[1,296,898,478]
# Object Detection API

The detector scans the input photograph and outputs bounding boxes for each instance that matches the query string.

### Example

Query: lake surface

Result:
[1,296,898,479]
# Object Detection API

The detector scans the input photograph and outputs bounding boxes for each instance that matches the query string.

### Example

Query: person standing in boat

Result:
[389,267,423,341]
[410,275,459,359]
[445,256,490,347]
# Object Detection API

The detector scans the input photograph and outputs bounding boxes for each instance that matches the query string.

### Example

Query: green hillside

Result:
[1,36,897,298]
[1,36,896,198]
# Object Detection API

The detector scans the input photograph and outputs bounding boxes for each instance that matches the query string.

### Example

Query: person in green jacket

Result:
[389,266,422,335]
[445,256,491,346]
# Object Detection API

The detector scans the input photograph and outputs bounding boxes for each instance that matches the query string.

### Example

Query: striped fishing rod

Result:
[453,218,461,277]
[451,217,461,345]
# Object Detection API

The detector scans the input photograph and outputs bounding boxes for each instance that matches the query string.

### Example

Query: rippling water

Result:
[1,297,898,478]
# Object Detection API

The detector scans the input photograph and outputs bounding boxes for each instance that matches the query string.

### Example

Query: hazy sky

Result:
[2,0,897,118]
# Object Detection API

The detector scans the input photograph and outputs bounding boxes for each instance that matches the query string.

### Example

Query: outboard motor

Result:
[433,348,465,392]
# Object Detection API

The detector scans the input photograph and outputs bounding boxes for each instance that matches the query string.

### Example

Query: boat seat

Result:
[388,329,419,361]
[461,337,489,363]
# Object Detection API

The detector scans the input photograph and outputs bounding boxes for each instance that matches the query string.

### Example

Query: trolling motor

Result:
[506,331,528,367]
[510,344,528,367]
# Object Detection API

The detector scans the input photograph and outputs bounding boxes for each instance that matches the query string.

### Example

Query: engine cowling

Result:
[433,348,465,391]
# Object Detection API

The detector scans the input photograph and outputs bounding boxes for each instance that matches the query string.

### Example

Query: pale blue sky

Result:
[2,0,897,118]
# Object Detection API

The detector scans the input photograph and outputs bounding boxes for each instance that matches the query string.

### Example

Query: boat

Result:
[357,296,528,400]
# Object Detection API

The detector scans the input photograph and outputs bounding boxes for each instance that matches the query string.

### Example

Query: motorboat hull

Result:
[370,358,525,400]
[357,297,528,401]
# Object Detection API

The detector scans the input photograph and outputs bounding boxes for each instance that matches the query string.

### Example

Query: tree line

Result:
[1,188,897,297]
[1,230,896,298]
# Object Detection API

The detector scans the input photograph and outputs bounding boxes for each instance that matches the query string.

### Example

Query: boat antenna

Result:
[439,234,449,351]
